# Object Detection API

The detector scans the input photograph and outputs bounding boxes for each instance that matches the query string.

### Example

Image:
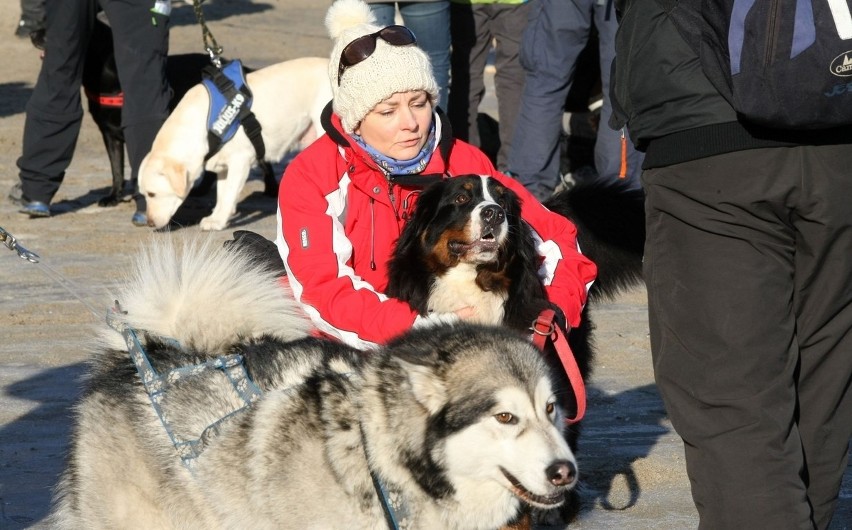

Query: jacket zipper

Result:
[387,182,401,222]
[369,197,376,271]
[766,0,780,66]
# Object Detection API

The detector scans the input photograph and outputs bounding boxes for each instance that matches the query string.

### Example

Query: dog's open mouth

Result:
[499,467,565,508]
[448,231,499,256]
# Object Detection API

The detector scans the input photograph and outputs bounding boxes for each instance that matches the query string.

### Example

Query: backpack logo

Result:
[830,51,852,76]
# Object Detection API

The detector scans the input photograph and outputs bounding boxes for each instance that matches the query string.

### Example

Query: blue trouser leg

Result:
[369,2,452,111]
[398,1,451,111]
[593,3,644,189]
[509,0,644,199]
[508,0,592,201]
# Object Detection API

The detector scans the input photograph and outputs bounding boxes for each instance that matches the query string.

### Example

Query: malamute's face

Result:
[442,374,577,511]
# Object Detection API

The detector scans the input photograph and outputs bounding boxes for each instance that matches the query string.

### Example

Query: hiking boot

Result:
[19,200,50,218]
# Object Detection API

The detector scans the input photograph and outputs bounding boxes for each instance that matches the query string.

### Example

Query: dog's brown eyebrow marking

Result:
[486,179,506,196]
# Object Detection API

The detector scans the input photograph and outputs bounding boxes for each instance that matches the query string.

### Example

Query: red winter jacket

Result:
[276,105,597,349]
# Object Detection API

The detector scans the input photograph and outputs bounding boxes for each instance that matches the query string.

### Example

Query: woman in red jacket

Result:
[276,0,596,349]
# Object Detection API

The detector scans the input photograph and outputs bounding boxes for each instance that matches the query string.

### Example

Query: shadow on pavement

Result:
[0,362,87,529]
[577,383,670,515]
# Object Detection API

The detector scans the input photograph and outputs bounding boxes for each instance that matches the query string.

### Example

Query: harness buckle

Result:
[531,314,556,337]
[206,46,223,69]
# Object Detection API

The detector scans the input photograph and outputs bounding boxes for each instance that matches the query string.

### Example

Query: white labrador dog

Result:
[139,57,332,231]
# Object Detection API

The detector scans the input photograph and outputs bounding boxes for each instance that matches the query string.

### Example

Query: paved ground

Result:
[1,1,850,528]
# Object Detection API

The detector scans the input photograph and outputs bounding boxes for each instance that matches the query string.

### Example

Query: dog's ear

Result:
[396,358,448,414]
[401,180,446,247]
[164,159,191,198]
[386,181,448,308]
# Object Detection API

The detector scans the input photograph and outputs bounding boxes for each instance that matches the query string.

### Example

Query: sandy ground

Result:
[0,1,850,528]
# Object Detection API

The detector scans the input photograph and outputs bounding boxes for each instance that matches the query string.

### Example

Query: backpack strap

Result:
[201,59,266,162]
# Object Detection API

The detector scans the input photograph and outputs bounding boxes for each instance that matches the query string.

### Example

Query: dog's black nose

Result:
[546,460,577,487]
[480,204,505,226]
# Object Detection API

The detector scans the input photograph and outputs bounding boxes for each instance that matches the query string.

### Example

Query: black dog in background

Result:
[82,16,277,207]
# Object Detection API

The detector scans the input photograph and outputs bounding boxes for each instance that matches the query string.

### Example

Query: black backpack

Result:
[670,0,852,129]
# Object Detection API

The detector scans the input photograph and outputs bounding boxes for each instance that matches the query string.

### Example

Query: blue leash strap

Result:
[359,422,411,530]
[370,468,400,530]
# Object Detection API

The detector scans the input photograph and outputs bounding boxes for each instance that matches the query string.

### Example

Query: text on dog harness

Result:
[201,59,266,162]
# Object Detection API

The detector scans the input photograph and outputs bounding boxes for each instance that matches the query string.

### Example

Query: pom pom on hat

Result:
[325,0,440,134]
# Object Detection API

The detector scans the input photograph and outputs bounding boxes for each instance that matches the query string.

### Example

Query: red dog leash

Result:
[530,309,586,424]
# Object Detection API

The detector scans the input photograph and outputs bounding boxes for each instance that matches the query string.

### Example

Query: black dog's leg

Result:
[260,161,278,197]
[98,126,127,206]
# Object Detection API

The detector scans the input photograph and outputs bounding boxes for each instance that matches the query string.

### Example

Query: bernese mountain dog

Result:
[387,174,644,373]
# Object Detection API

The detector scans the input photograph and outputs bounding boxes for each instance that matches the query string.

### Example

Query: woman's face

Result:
[355,90,433,160]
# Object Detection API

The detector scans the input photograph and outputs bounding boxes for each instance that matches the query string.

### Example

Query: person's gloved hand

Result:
[223,230,287,277]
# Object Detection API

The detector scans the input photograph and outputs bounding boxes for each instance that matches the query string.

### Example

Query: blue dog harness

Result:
[201,59,266,162]
[107,302,263,470]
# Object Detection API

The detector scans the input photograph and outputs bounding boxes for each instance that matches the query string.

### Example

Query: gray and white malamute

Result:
[49,237,576,529]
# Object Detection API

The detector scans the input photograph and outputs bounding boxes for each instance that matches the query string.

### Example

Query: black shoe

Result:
[19,200,50,218]
[131,211,148,227]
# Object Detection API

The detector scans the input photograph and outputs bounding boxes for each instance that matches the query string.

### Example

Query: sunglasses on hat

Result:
[337,25,417,86]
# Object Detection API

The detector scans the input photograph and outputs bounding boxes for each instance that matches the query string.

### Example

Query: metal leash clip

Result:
[0,226,40,263]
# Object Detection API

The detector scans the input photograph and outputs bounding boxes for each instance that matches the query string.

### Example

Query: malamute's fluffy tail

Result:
[100,235,311,354]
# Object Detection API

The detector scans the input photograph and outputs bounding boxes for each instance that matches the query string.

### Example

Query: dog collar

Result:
[84,87,124,108]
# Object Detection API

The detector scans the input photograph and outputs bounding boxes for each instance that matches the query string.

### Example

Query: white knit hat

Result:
[325,0,440,134]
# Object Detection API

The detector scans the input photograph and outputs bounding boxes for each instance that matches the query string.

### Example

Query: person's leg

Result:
[491,1,530,172]
[398,1,451,110]
[367,2,397,26]
[16,0,95,209]
[101,0,171,221]
[507,0,592,201]
[448,3,490,146]
[592,1,643,188]
[791,143,852,529]
[643,148,824,528]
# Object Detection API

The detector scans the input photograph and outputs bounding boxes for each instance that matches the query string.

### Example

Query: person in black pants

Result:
[611,1,852,527]
[11,0,170,226]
